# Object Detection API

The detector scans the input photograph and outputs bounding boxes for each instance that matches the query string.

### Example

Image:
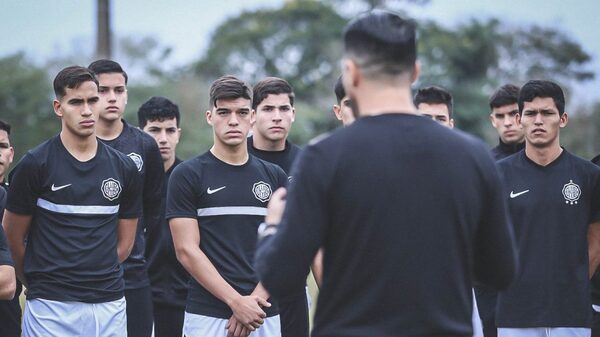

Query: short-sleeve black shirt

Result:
[166,151,287,318]
[497,149,600,327]
[99,119,164,290]
[5,135,142,303]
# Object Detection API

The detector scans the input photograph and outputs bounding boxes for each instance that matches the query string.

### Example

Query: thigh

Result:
[95,297,128,337]
[498,328,545,337]
[126,287,154,337]
[183,312,227,337]
[549,328,591,337]
[153,303,185,337]
[254,315,281,337]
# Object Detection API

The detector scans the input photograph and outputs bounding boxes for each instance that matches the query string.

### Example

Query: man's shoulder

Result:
[100,142,139,172]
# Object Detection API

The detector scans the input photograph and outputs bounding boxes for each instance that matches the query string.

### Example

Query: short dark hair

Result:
[414,86,453,117]
[88,59,129,84]
[334,75,346,104]
[489,84,520,110]
[0,120,11,135]
[53,66,99,100]
[252,77,294,110]
[518,80,565,115]
[137,96,181,128]
[344,10,417,79]
[209,75,252,108]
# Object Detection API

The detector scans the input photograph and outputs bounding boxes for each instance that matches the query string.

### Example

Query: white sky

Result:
[1,0,598,102]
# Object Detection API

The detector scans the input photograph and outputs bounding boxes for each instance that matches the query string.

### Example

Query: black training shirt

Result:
[496,149,600,327]
[247,136,301,176]
[146,158,188,307]
[6,135,142,303]
[256,113,517,337]
[0,186,12,267]
[491,139,525,161]
[166,151,287,318]
[99,119,164,290]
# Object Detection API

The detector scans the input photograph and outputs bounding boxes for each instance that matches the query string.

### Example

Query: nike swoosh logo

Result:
[510,190,529,198]
[51,183,72,192]
[207,186,226,194]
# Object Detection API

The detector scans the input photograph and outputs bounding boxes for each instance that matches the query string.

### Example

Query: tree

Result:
[417,18,593,139]
[0,53,55,161]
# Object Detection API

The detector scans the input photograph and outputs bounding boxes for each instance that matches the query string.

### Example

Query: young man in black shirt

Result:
[496,80,600,337]
[0,120,21,337]
[489,84,525,160]
[593,154,600,337]
[414,85,455,128]
[255,11,517,337]
[247,77,307,337]
[475,83,525,337]
[167,75,287,337]
[138,96,187,337]
[0,185,16,301]
[3,65,142,336]
[88,59,164,337]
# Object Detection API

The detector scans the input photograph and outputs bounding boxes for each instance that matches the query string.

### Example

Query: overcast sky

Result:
[2,0,598,103]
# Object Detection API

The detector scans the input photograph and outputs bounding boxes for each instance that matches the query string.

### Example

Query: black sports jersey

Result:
[496,149,600,327]
[247,136,301,176]
[247,136,308,337]
[146,158,189,308]
[166,151,287,319]
[256,114,517,337]
[0,186,11,267]
[5,135,142,303]
[592,154,600,306]
[99,119,164,290]
[491,139,525,161]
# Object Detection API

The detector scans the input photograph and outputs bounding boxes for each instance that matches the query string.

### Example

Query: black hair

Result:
[88,59,129,84]
[334,75,346,103]
[252,77,294,110]
[489,84,520,110]
[0,120,11,135]
[209,75,252,108]
[414,86,453,117]
[518,80,565,115]
[53,66,98,100]
[137,96,181,128]
[343,10,417,79]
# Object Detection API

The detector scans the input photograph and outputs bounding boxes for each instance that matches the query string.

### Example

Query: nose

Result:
[503,116,513,127]
[82,103,93,116]
[273,108,282,122]
[107,89,116,102]
[228,113,239,126]
[534,112,543,125]
[157,130,168,143]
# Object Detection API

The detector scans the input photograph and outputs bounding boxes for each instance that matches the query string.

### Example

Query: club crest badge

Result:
[562,180,581,205]
[101,178,122,201]
[252,181,272,203]
[127,153,143,172]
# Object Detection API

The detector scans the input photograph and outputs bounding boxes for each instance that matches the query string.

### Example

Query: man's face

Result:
[142,118,181,164]
[0,130,14,180]
[418,103,453,128]
[96,72,128,122]
[518,97,567,149]
[254,93,295,142]
[53,81,100,139]
[207,97,255,147]
[333,96,355,126]
[490,103,523,144]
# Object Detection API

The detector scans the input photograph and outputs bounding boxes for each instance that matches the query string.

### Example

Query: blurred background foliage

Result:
[1,0,598,164]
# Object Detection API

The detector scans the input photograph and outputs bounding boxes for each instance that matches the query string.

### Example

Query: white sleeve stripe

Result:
[196,206,267,217]
[37,198,120,215]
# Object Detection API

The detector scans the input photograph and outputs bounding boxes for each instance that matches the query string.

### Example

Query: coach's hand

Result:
[265,187,287,225]
[229,295,270,331]
[226,315,252,337]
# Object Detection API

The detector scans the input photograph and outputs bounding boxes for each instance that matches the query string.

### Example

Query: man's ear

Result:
[206,110,213,126]
[332,105,343,121]
[410,61,421,84]
[53,100,63,118]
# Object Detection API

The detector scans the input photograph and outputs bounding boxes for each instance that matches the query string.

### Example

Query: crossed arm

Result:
[170,217,270,337]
